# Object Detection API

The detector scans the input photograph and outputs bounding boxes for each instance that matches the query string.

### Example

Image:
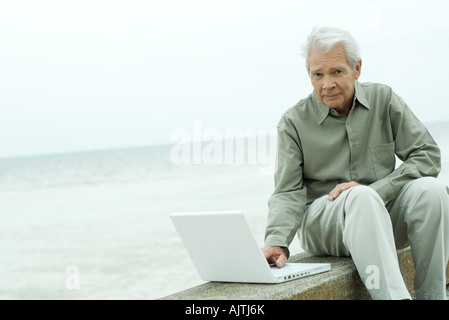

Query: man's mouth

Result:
[324,93,341,99]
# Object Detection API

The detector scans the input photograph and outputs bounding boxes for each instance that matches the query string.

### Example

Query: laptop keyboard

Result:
[270,264,311,280]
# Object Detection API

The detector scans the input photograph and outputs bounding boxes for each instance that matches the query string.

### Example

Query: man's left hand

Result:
[328,181,362,201]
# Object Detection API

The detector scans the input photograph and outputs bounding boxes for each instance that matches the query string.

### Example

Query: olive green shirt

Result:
[265,81,441,253]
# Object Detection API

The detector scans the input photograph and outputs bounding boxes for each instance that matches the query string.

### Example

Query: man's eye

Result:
[315,73,322,77]
[335,70,342,74]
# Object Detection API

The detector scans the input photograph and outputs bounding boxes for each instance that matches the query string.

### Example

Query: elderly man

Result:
[263,26,449,300]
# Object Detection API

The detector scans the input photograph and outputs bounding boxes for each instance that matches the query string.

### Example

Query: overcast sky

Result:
[1,0,449,158]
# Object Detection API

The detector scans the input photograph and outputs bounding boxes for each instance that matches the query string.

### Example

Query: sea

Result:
[1,121,449,300]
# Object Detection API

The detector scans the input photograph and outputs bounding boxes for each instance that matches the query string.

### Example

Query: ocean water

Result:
[0,142,281,300]
[1,122,449,300]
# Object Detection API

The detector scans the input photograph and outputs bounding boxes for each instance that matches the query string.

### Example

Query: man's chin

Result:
[325,103,342,110]
[323,99,342,107]
[327,105,347,115]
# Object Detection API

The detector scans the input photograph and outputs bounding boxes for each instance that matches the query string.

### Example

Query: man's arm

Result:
[264,117,307,263]
[369,92,441,203]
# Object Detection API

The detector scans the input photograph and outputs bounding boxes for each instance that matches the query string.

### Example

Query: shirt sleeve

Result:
[264,116,307,257]
[368,92,441,203]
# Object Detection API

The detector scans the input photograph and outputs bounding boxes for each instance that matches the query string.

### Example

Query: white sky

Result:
[1,0,449,158]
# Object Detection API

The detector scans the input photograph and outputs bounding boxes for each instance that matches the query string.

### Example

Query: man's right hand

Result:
[262,246,287,268]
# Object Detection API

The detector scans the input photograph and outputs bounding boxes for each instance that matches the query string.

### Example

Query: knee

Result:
[408,177,448,202]
[344,185,385,214]
[345,185,383,203]
[342,186,391,236]
[406,177,449,222]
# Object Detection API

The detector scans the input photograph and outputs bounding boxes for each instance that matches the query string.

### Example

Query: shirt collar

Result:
[313,80,371,125]
[354,80,370,110]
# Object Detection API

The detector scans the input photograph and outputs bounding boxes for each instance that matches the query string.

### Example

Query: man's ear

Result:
[355,59,362,80]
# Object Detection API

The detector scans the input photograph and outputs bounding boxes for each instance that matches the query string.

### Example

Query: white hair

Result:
[301,26,361,72]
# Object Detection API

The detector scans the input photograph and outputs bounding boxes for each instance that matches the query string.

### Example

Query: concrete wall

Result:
[161,247,449,300]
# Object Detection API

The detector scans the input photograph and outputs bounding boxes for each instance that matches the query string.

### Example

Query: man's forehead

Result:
[310,63,349,73]
[308,46,350,68]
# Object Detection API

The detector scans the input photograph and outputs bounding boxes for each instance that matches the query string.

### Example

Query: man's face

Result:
[308,45,362,116]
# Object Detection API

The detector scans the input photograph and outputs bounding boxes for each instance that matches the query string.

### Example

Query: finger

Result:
[263,247,281,265]
[328,182,360,201]
[328,183,349,200]
[328,185,343,201]
[275,253,287,268]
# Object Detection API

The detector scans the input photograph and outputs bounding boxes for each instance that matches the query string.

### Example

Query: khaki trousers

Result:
[299,177,449,300]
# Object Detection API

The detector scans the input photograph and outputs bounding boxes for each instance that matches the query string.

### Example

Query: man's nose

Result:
[322,76,336,90]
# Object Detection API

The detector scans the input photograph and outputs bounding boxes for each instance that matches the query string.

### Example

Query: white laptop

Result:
[169,210,331,283]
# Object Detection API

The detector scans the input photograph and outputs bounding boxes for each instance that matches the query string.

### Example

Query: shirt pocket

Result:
[369,142,396,180]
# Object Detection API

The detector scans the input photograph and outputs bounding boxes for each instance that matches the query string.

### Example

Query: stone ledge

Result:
[161,247,449,300]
